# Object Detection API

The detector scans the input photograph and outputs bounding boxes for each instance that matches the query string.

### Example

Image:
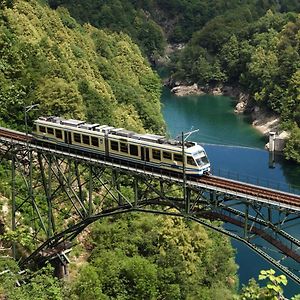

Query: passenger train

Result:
[33,116,210,176]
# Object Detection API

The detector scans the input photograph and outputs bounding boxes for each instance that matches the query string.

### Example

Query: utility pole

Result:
[24,104,39,146]
[181,132,188,214]
[177,129,199,214]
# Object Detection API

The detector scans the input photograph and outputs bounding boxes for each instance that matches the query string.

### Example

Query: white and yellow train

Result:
[33,116,210,176]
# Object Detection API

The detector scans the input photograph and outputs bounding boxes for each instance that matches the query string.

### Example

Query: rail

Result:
[1,126,300,212]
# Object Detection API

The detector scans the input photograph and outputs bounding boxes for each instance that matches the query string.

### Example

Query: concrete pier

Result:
[267,131,289,152]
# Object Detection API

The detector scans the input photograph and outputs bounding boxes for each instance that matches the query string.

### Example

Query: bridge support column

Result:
[244,203,249,240]
[47,156,55,237]
[53,253,69,279]
[88,165,93,216]
[11,153,16,259]
[38,154,55,238]
[210,190,217,207]
[160,181,164,195]
[75,161,84,205]
[134,177,138,207]
[112,169,122,205]
[185,188,191,214]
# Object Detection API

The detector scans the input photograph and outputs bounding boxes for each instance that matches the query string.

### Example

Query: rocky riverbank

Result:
[168,82,287,145]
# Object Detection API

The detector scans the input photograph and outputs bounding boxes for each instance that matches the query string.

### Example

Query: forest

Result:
[0,0,300,299]
[51,0,300,162]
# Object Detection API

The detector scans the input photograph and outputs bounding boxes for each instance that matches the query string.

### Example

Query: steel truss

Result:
[0,139,299,284]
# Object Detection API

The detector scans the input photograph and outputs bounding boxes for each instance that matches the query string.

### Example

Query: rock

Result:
[212,87,222,95]
[234,92,250,114]
[252,114,280,135]
[234,101,246,113]
[171,83,205,96]
[278,131,290,139]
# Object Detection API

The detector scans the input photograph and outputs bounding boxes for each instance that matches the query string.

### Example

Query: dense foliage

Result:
[45,1,300,159]
[67,214,238,299]
[170,10,300,161]
[48,0,166,60]
[51,0,300,51]
[0,0,164,133]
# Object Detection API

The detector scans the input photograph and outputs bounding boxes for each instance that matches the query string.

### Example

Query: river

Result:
[161,87,300,297]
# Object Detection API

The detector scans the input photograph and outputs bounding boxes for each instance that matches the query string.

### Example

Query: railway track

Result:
[197,175,300,208]
[0,127,29,142]
[1,127,300,209]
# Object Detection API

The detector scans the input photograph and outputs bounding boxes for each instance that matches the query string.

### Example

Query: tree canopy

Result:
[0,0,165,133]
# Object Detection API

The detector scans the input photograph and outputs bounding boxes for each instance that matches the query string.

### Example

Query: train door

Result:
[141,147,150,162]
[64,131,72,144]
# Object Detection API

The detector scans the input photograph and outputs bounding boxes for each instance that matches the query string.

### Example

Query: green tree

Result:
[284,124,300,163]
[0,264,63,300]
[69,213,238,299]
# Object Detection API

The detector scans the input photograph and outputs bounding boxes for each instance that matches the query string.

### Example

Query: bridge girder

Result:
[0,139,299,284]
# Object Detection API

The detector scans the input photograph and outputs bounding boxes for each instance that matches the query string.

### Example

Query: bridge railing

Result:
[211,167,300,195]
[33,140,186,183]
[3,135,300,197]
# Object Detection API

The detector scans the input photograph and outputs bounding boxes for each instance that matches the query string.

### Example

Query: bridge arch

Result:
[0,127,300,284]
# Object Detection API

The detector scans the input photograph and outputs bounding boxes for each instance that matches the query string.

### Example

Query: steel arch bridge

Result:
[0,127,300,284]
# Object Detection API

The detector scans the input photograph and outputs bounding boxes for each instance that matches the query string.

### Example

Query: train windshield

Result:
[196,156,209,166]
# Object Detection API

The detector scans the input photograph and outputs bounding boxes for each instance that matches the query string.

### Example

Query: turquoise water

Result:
[161,87,300,297]
[161,87,266,148]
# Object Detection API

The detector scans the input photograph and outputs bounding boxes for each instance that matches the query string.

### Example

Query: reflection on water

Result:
[161,88,300,297]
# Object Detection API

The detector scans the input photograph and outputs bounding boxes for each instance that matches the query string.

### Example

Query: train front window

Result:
[196,156,209,166]
[55,129,62,139]
[187,156,196,166]
[40,126,46,133]
[202,156,209,164]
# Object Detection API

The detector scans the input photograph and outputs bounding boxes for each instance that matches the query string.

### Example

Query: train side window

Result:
[55,129,62,139]
[40,126,46,133]
[130,144,138,156]
[187,156,196,166]
[120,142,128,153]
[152,149,161,160]
[110,140,119,151]
[163,151,171,160]
[174,154,183,162]
[74,133,81,143]
[82,135,90,145]
[47,127,54,135]
[91,136,99,147]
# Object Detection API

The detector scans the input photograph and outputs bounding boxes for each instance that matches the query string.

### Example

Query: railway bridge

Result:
[0,126,300,283]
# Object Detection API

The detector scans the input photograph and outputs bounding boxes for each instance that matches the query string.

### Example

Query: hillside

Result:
[0,0,164,133]
[50,0,300,162]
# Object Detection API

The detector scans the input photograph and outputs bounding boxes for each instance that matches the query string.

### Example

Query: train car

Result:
[33,116,210,176]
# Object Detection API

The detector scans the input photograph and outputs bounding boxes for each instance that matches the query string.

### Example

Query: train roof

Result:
[36,116,199,150]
